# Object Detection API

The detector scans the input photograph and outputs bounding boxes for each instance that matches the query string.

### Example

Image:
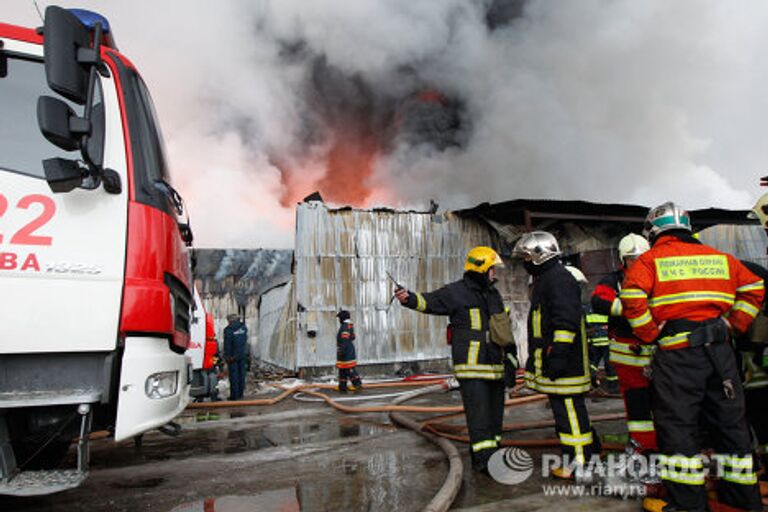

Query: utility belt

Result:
[657,318,729,350]
[449,327,504,380]
[660,318,736,399]
[450,326,490,344]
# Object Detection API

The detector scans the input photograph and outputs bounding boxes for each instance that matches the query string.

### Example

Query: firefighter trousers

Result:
[338,367,362,391]
[458,378,505,470]
[745,386,768,475]
[548,394,600,466]
[652,344,761,511]
[589,345,617,386]
[228,359,246,400]
[614,363,657,452]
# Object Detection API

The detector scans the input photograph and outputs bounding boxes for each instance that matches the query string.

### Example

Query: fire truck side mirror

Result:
[42,158,85,193]
[37,96,84,151]
[42,6,92,105]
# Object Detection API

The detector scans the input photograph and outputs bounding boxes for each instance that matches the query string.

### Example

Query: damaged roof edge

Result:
[299,196,440,216]
[454,198,757,229]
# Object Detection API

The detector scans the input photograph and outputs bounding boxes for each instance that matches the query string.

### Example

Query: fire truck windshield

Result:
[0,55,83,179]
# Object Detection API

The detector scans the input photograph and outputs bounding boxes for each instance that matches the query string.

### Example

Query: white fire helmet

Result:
[618,233,650,263]
[752,192,768,231]
[512,231,561,265]
[642,201,691,241]
[564,265,588,285]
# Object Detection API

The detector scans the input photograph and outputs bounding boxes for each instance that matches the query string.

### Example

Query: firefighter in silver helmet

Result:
[512,231,598,480]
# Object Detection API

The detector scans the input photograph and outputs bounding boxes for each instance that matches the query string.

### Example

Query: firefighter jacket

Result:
[737,261,768,390]
[584,304,609,347]
[621,234,765,350]
[223,320,249,361]
[524,260,591,395]
[336,320,357,369]
[591,270,655,367]
[404,272,507,380]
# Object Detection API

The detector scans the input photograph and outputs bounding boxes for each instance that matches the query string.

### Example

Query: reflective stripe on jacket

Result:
[337,320,357,367]
[585,309,610,347]
[524,261,591,394]
[591,270,655,366]
[621,235,764,350]
[592,270,635,339]
[405,274,506,380]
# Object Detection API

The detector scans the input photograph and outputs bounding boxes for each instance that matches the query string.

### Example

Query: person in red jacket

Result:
[591,233,657,454]
[622,202,764,512]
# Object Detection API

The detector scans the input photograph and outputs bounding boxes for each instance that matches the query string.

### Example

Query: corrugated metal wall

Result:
[291,202,504,369]
[258,203,663,371]
[696,224,768,267]
[258,282,296,369]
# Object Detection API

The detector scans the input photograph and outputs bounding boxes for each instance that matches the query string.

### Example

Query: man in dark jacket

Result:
[512,231,598,480]
[737,261,768,484]
[336,310,363,392]
[223,314,248,400]
[395,246,517,472]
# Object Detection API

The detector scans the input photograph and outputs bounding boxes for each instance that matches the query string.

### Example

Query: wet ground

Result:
[0,382,641,512]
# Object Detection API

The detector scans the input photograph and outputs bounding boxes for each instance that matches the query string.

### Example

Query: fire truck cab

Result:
[0,7,193,495]
[189,287,220,401]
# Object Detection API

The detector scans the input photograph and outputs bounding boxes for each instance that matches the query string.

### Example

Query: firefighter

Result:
[394,246,516,472]
[585,305,617,392]
[591,233,656,453]
[336,310,363,393]
[512,232,598,479]
[223,314,248,401]
[736,260,768,484]
[747,192,768,490]
[565,266,617,392]
[621,202,764,512]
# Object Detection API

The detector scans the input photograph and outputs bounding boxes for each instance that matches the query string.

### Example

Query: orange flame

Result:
[277,127,383,207]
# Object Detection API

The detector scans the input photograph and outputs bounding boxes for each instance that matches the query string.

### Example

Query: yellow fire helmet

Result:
[752,192,768,230]
[464,246,504,274]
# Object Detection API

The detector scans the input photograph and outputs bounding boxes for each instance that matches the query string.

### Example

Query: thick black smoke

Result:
[6,0,767,248]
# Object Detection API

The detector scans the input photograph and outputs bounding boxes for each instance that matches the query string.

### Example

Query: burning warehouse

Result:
[257,197,760,373]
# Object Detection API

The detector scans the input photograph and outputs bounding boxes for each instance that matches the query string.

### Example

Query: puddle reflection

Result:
[170,488,299,512]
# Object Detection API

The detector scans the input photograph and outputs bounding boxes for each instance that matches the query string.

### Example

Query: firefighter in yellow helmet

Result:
[395,246,516,472]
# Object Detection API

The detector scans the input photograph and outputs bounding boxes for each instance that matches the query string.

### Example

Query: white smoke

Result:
[5,0,768,247]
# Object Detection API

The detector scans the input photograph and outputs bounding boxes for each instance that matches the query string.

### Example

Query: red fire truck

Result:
[189,287,221,400]
[0,6,193,495]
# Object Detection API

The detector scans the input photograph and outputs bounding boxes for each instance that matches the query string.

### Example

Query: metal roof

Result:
[455,199,756,230]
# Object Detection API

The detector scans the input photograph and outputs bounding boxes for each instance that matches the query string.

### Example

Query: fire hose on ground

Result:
[388,382,462,512]
[186,376,628,511]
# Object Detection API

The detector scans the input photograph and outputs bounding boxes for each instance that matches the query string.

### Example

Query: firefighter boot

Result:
[550,467,575,481]
[338,380,348,393]
[351,378,363,392]
[642,498,683,512]
[642,497,709,512]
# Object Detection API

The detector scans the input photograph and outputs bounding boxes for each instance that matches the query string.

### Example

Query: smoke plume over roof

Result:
[5,1,768,248]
